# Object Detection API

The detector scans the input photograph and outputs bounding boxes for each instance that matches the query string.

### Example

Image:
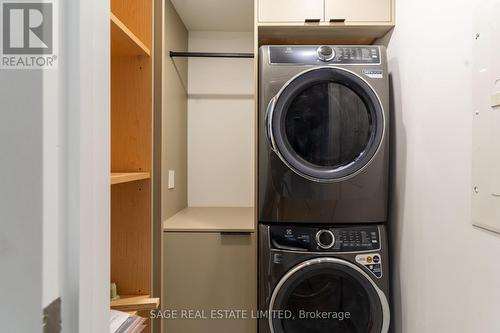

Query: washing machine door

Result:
[266,67,385,182]
[269,257,389,333]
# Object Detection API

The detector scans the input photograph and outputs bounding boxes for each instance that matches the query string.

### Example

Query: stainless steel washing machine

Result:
[258,223,390,333]
[258,45,390,224]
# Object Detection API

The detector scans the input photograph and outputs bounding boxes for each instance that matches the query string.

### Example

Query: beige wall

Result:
[187,32,255,207]
[162,1,188,220]
[386,0,500,331]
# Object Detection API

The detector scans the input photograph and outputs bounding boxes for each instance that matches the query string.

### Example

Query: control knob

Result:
[317,45,335,62]
[316,229,335,249]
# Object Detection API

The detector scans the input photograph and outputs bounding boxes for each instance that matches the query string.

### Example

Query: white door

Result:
[258,0,324,23]
[325,0,392,22]
[0,0,110,331]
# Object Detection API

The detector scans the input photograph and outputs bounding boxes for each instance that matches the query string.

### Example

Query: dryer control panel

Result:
[269,45,381,65]
[270,225,380,252]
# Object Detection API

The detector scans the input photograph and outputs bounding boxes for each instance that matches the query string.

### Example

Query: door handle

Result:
[265,96,277,152]
[330,18,346,23]
[305,18,321,23]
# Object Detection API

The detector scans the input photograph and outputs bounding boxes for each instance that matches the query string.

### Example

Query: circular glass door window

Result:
[269,259,387,333]
[268,67,384,182]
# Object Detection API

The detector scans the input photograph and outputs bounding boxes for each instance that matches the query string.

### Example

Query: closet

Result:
[107,0,397,332]
[258,0,325,22]
[109,0,159,331]
[258,0,393,23]
[161,0,256,332]
[325,0,392,22]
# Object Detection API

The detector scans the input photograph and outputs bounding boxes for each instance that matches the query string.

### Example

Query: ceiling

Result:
[170,0,254,32]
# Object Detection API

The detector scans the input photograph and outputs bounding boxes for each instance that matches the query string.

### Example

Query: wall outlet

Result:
[168,170,175,189]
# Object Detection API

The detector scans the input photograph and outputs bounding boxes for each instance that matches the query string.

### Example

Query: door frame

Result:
[63,0,110,331]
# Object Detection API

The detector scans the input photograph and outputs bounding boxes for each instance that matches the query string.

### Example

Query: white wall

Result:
[0,41,44,333]
[386,0,500,331]
[187,31,254,207]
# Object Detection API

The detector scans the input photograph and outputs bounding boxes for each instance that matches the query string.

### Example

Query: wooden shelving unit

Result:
[111,172,151,185]
[110,0,157,332]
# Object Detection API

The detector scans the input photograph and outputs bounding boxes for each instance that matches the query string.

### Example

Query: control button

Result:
[373,255,380,263]
[317,46,335,62]
[367,256,373,263]
[316,230,335,249]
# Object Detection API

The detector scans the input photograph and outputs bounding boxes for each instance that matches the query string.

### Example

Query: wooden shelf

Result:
[110,295,159,312]
[258,24,394,45]
[163,207,255,232]
[111,13,151,57]
[111,172,150,185]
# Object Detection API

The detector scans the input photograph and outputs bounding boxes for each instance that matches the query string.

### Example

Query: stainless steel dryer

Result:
[259,45,390,224]
[258,223,391,333]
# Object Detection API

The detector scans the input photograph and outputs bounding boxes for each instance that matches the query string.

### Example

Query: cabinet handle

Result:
[330,18,346,23]
[220,231,252,236]
[305,19,321,23]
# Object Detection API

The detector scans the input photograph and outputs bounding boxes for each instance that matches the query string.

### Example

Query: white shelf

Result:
[163,207,255,232]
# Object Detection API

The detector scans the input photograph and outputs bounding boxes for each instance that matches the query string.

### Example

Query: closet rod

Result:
[169,51,254,58]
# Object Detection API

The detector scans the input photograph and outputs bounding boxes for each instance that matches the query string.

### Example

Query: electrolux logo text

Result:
[1,0,58,69]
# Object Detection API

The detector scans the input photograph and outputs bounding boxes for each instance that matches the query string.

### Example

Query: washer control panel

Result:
[269,45,381,65]
[270,225,380,252]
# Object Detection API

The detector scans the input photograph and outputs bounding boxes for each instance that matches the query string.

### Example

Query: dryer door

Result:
[266,67,384,182]
[268,257,389,333]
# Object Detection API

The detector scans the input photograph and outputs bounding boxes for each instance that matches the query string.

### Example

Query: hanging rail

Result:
[169,51,254,58]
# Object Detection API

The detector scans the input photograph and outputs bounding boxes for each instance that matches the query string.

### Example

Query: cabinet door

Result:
[163,232,256,333]
[325,0,392,22]
[259,0,324,23]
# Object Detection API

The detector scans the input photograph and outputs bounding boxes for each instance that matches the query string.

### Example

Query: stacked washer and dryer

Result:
[258,45,391,333]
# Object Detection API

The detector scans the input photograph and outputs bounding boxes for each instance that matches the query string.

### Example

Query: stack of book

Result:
[110,310,146,333]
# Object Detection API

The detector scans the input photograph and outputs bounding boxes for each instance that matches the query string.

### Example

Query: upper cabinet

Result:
[258,0,324,23]
[325,0,392,23]
[258,0,393,24]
